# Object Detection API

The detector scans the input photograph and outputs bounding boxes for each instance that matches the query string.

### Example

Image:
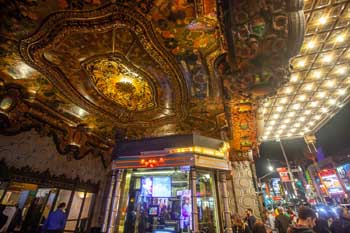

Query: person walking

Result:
[275,207,291,233]
[288,206,316,233]
[42,203,67,233]
[245,208,257,232]
[232,214,250,233]
[330,207,350,233]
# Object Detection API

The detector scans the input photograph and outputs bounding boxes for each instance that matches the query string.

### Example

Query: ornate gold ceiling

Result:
[0,0,306,159]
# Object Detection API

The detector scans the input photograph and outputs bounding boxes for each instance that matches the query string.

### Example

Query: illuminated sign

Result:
[336,164,350,191]
[277,167,290,182]
[319,169,344,195]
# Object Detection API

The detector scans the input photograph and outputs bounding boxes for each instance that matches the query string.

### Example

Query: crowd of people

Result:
[230,205,350,233]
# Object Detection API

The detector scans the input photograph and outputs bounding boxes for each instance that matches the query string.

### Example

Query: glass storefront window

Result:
[55,189,72,209]
[196,171,219,233]
[65,191,85,231]
[119,167,191,233]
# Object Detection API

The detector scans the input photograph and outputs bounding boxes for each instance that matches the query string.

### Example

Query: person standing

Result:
[330,207,350,233]
[275,207,291,233]
[245,208,257,232]
[288,206,316,233]
[264,209,276,233]
[42,203,67,233]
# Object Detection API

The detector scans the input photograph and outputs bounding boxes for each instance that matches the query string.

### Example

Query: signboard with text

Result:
[277,167,290,182]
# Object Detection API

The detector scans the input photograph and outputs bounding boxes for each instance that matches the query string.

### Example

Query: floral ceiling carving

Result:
[84,57,155,111]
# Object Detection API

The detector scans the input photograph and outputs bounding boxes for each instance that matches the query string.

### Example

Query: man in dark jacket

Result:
[42,203,67,233]
[330,207,350,233]
[245,208,257,232]
[288,206,316,233]
[276,207,291,233]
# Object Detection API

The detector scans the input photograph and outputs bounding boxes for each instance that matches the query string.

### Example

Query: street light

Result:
[268,165,274,172]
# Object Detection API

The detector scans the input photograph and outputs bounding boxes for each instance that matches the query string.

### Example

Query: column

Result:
[101,170,117,233]
[190,167,199,233]
[107,169,123,233]
[219,172,233,233]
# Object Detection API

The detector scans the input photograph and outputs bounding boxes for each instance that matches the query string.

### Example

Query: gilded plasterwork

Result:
[85,58,154,111]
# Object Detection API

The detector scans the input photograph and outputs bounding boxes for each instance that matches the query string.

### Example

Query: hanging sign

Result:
[277,167,290,182]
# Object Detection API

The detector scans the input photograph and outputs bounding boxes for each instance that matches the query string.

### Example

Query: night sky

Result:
[255,103,350,177]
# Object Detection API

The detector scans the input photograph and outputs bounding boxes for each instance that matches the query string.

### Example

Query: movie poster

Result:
[336,164,350,191]
[179,189,192,232]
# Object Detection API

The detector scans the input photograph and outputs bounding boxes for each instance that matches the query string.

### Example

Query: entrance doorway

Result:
[118,167,220,233]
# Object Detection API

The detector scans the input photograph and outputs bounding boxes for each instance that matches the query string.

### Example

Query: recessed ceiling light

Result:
[267,126,273,130]
[306,40,316,49]
[299,117,306,122]
[335,34,345,43]
[290,74,299,82]
[288,112,296,117]
[297,59,306,67]
[272,114,280,119]
[304,109,312,115]
[322,54,333,63]
[280,125,287,129]
[308,121,315,126]
[294,122,301,127]
[284,119,291,123]
[311,101,319,107]
[298,95,307,101]
[290,128,296,133]
[304,127,310,132]
[280,97,288,104]
[337,88,346,96]
[318,16,328,25]
[293,103,301,110]
[276,106,283,112]
[264,102,270,107]
[321,107,328,113]
[336,67,346,75]
[313,70,322,79]
[285,87,294,94]
[317,91,326,98]
[328,99,337,105]
[277,129,283,134]
[326,80,336,88]
[270,120,276,125]
[314,115,321,120]
[304,83,314,91]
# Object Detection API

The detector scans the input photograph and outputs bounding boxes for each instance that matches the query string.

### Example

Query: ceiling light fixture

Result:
[288,112,296,117]
[313,70,322,79]
[335,34,345,43]
[306,40,316,49]
[280,97,288,104]
[298,95,307,101]
[326,80,336,88]
[305,83,314,91]
[337,88,346,96]
[304,109,312,115]
[318,16,328,25]
[297,59,306,67]
[311,101,319,107]
[318,91,326,98]
[276,106,283,112]
[322,54,333,63]
[285,87,294,94]
[290,74,299,82]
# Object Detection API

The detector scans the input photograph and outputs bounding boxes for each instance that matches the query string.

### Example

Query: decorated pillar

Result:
[101,170,117,233]
[190,167,199,233]
[107,169,123,233]
[219,172,233,232]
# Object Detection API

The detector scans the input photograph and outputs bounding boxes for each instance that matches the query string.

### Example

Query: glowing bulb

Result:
[290,74,299,82]
[313,70,322,79]
[337,88,346,96]
[280,125,287,129]
[280,97,288,104]
[298,95,307,101]
[335,34,345,43]
[314,115,321,120]
[328,99,336,105]
[264,102,270,107]
[286,133,292,137]
[267,126,273,130]
[291,128,296,133]
[336,67,346,75]
[284,119,291,123]
[319,16,328,25]
[311,101,319,107]
[272,114,280,119]
[308,121,315,126]
[299,117,306,122]
[318,91,326,98]
[293,103,301,110]
[321,107,328,113]
[288,112,296,117]
[304,109,312,115]
[322,54,333,63]
[270,120,276,125]
[285,87,293,94]
[326,80,336,88]
[297,59,306,67]
[307,40,316,49]
[294,122,301,127]
[276,106,283,112]
[304,83,314,91]
[304,127,310,132]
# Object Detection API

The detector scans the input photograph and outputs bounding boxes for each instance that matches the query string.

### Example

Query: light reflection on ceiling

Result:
[259,0,350,141]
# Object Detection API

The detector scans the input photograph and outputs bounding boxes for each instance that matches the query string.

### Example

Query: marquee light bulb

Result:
[297,60,306,67]
[290,74,299,82]
[322,54,333,63]
[335,34,345,43]
[307,40,316,49]
[313,70,322,79]
[319,16,328,25]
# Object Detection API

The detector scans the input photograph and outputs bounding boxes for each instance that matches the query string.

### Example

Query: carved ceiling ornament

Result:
[19,3,188,127]
[216,0,305,160]
[83,56,156,111]
[0,82,111,165]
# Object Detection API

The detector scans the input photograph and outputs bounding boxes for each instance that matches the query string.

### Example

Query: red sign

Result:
[277,167,290,182]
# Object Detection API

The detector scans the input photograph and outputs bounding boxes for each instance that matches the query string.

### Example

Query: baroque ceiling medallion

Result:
[19,3,188,127]
[84,56,155,111]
